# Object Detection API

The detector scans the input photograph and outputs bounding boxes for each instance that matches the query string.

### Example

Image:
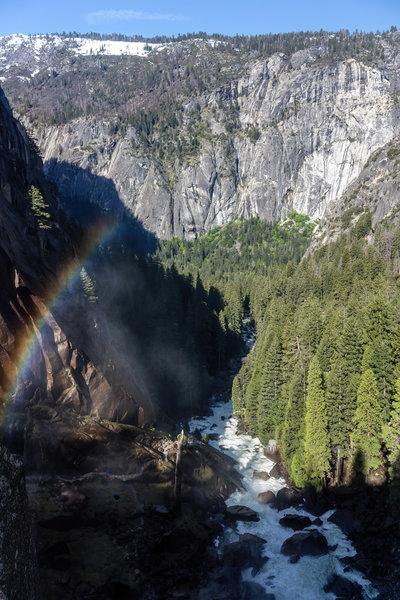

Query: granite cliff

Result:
[0,85,153,448]
[1,31,400,239]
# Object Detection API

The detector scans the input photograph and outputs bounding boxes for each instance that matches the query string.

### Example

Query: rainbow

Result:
[3,219,118,415]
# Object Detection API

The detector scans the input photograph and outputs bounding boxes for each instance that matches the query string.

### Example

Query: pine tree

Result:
[232,375,244,416]
[29,185,52,229]
[316,311,341,373]
[369,337,395,419]
[334,315,364,433]
[352,369,382,478]
[361,344,374,372]
[383,377,400,466]
[291,451,306,487]
[382,377,400,517]
[244,367,261,434]
[325,358,352,456]
[280,364,305,465]
[339,315,364,371]
[257,337,283,442]
[303,356,331,485]
[80,267,98,303]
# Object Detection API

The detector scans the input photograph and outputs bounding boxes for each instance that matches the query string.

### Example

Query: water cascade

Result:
[189,323,377,600]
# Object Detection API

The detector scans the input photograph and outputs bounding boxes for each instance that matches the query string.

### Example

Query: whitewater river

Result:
[189,326,377,600]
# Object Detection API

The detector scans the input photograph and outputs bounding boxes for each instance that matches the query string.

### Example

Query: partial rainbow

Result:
[4,219,118,411]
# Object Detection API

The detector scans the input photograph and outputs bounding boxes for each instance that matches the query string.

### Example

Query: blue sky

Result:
[1,0,400,38]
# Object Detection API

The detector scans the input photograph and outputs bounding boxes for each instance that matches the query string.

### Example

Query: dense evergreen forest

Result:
[57,28,397,62]
[156,211,400,507]
[155,213,314,339]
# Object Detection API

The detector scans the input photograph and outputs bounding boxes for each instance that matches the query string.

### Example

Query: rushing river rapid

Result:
[189,323,378,600]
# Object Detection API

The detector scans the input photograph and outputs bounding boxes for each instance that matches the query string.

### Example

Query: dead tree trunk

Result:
[174,429,184,512]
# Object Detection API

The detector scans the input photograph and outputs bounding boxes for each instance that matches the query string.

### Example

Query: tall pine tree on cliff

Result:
[352,369,382,478]
[304,356,331,485]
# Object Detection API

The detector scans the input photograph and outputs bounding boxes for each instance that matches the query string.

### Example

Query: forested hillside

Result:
[158,210,400,508]
[233,216,400,493]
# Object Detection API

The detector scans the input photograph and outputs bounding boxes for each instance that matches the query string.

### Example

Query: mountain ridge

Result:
[1,29,400,241]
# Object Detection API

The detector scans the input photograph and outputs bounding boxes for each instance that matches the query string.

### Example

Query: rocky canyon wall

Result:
[32,51,400,239]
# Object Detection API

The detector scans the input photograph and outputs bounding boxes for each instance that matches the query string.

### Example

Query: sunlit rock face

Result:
[25,48,399,239]
[0,88,153,428]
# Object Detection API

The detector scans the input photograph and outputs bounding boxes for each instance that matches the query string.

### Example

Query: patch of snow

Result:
[72,38,162,57]
[0,34,169,65]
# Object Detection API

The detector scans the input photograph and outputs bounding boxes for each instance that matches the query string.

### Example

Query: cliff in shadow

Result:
[0,86,154,450]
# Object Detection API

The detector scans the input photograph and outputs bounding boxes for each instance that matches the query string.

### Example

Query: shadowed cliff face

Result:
[0,88,154,440]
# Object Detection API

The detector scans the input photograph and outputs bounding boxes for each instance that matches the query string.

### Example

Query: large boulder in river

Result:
[327,509,361,535]
[257,491,276,506]
[240,581,276,599]
[225,505,259,522]
[269,462,287,479]
[263,440,280,462]
[279,514,312,531]
[275,487,303,511]
[239,533,267,547]
[323,574,363,599]
[280,530,328,557]
[253,471,270,481]
[224,533,267,574]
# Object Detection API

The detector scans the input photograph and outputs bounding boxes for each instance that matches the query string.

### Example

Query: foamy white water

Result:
[189,398,377,600]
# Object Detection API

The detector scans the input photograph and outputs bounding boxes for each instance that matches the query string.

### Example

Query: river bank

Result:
[189,399,380,600]
[14,315,400,600]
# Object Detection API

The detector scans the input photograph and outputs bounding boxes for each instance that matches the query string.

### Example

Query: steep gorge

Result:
[0,85,247,599]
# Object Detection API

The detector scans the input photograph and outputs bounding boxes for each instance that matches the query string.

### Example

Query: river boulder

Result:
[225,505,259,522]
[263,439,280,462]
[257,491,276,506]
[240,581,276,599]
[327,509,361,535]
[280,530,328,557]
[323,574,363,599]
[224,533,268,575]
[239,533,267,545]
[275,487,303,511]
[269,463,286,479]
[279,514,312,531]
[253,471,270,481]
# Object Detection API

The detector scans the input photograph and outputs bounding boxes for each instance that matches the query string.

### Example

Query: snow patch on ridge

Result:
[73,38,162,56]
